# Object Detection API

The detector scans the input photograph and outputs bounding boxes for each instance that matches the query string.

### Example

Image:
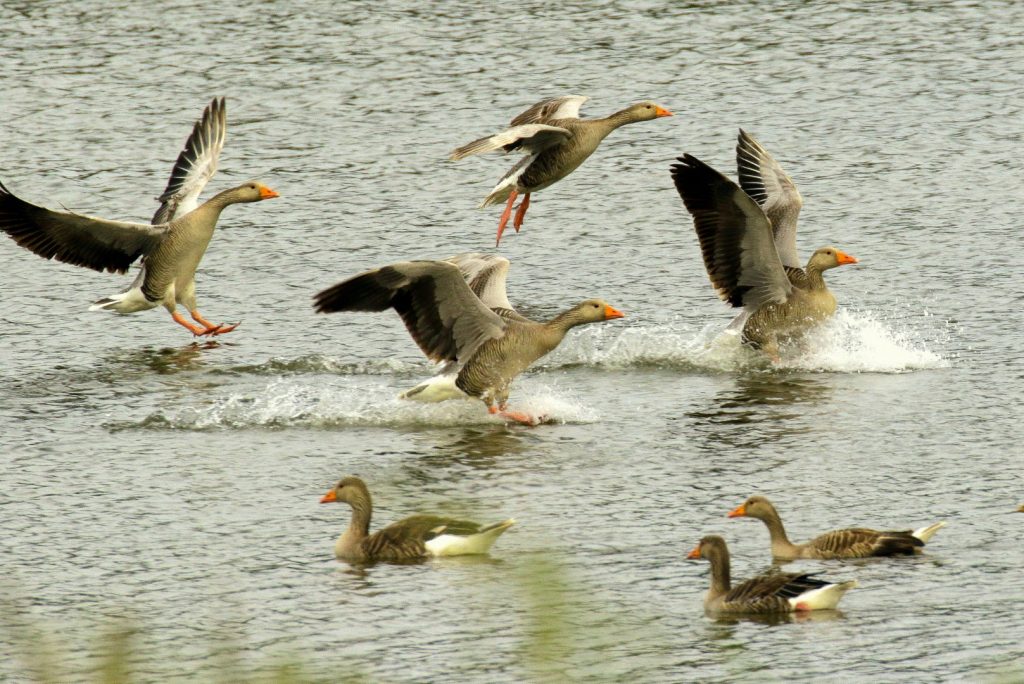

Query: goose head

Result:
[320,475,371,508]
[570,299,625,324]
[686,534,728,561]
[226,181,280,204]
[622,101,674,122]
[807,247,858,272]
[727,495,778,521]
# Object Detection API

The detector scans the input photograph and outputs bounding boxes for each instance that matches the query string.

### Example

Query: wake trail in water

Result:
[110,309,947,431]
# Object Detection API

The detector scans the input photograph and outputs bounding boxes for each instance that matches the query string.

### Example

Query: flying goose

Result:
[671,131,858,360]
[687,535,857,614]
[728,495,946,560]
[0,98,278,336]
[320,476,514,563]
[452,96,673,245]
[313,252,624,424]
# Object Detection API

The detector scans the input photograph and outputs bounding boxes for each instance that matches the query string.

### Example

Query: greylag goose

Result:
[451,96,673,245]
[313,253,624,424]
[320,476,515,562]
[687,535,857,614]
[671,131,858,361]
[728,495,946,560]
[0,98,278,336]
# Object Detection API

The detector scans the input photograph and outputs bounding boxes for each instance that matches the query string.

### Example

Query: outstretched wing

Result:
[152,97,226,224]
[736,129,803,269]
[671,154,792,310]
[313,260,507,364]
[449,124,571,160]
[509,95,589,125]
[444,252,525,318]
[0,180,166,274]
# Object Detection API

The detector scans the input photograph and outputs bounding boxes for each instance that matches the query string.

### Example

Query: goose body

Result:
[320,476,514,563]
[313,253,624,424]
[687,535,856,614]
[671,131,858,360]
[728,496,946,560]
[0,98,278,336]
[452,96,672,244]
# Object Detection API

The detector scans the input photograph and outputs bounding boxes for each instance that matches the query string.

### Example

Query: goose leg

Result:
[496,191,518,246]
[190,309,238,336]
[512,193,530,232]
[171,311,210,336]
[488,404,536,426]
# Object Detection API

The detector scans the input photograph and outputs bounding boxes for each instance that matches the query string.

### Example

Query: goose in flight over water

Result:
[313,252,624,425]
[452,96,672,245]
[671,130,858,361]
[0,98,278,336]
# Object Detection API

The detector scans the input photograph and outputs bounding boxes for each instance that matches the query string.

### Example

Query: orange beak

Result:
[835,250,858,265]
[686,544,702,559]
[655,106,673,118]
[727,503,746,518]
[258,185,280,200]
[604,305,625,320]
[319,490,337,504]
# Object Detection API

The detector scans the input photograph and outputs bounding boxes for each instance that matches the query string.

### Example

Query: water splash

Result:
[544,309,949,374]
[114,378,597,431]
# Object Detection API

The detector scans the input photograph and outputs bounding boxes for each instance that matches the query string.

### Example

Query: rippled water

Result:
[1,1,1022,681]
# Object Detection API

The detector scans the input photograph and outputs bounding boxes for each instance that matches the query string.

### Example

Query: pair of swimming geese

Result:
[322,477,945,615]
[0,96,857,422]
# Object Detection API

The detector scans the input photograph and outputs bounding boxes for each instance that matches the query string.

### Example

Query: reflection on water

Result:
[686,374,832,450]
[708,609,847,628]
[413,426,534,467]
[107,342,224,375]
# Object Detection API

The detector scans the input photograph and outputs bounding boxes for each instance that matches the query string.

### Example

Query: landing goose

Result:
[0,98,278,336]
[452,96,672,245]
[671,131,858,360]
[320,476,514,563]
[687,535,857,614]
[313,253,624,424]
[728,495,946,560]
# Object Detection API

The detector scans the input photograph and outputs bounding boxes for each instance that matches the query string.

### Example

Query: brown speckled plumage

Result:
[320,476,514,563]
[688,535,855,614]
[729,495,945,560]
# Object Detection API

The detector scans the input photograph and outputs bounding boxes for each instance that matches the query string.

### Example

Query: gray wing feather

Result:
[450,124,571,160]
[152,97,226,224]
[444,252,517,312]
[0,180,167,274]
[509,95,589,125]
[671,154,792,310]
[313,260,507,364]
[736,129,802,269]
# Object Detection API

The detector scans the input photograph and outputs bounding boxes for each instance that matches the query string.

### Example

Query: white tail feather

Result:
[912,521,947,543]
[89,286,157,314]
[424,519,515,556]
[399,373,467,402]
[789,580,857,611]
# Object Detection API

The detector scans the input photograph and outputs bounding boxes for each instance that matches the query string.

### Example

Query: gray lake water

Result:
[1,1,1022,681]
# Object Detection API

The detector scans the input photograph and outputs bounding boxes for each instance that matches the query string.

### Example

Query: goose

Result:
[313,252,624,424]
[671,131,858,361]
[451,96,673,245]
[0,98,278,336]
[320,476,515,562]
[728,495,946,560]
[687,535,857,614]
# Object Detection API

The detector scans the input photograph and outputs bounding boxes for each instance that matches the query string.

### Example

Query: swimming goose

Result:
[728,496,946,560]
[671,132,858,360]
[452,96,673,245]
[320,476,515,562]
[313,253,624,424]
[687,535,857,614]
[0,98,278,336]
